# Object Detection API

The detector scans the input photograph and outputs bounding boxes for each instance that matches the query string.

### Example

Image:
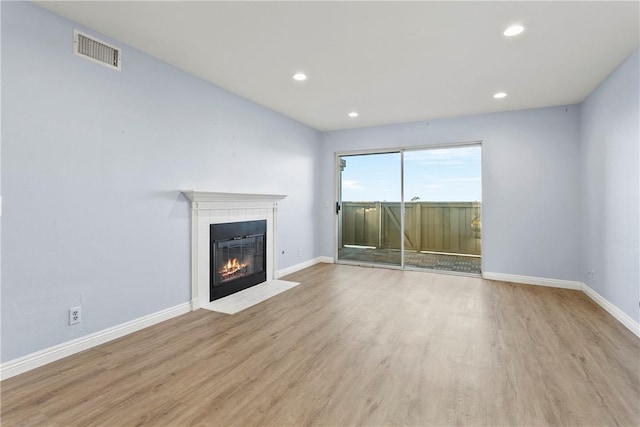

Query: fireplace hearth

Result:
[210,220,267,301]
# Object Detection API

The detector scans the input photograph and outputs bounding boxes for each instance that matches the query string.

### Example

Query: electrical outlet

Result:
[69,306,81,325]
[297,249,302,258]
[587,269,595,280]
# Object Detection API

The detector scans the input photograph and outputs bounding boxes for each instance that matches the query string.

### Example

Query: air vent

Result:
[73,29,121,71]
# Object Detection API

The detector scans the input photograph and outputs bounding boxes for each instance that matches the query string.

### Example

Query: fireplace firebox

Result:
[210,220,267,301]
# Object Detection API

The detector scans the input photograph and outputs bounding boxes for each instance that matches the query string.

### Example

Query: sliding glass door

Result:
[336,144,482,275]
[403,146,482,274]
[337,152,402,267]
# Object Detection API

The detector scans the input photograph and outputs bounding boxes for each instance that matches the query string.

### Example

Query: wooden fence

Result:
[341,201,481,255]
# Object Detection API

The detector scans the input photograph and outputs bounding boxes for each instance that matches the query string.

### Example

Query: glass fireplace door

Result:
[214,234,265,285]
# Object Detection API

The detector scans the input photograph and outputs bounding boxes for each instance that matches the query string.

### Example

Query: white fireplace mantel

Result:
[183,190,287,311]
[183,190,287,205]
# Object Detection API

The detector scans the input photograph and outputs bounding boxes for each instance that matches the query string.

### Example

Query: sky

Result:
[340,146,482,202]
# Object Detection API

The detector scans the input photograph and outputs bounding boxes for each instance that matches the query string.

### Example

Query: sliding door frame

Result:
[334,140,484,276]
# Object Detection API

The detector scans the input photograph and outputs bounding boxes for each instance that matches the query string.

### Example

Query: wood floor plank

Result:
[2,263,638,426]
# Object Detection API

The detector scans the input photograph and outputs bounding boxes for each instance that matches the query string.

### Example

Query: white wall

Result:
[579,49,640,323]
[319,105,582,281]
[1,2,321,362]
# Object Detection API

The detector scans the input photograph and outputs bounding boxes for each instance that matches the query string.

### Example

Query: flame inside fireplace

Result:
[219,258,248,279]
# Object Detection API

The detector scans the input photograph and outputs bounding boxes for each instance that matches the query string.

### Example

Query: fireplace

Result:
[183,190,286,311]
[210,220,267,301]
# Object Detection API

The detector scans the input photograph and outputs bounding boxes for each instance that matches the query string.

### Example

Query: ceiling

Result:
[36,1,639,131]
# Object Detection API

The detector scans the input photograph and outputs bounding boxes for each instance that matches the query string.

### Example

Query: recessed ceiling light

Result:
[292,72,307,81]
[348,112,359,118]
[503,24,525,37]
[493,92,508,99]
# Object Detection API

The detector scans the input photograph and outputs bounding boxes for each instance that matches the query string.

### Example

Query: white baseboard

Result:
[275,256,334,279]
[483,271,639,338]
[0,302,191,381]
[482,272,582,290]
[581,283,640,338]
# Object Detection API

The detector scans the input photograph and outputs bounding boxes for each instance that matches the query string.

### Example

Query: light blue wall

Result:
[1,2,321,362]
[319,106,582,281]
[579,49,640,323]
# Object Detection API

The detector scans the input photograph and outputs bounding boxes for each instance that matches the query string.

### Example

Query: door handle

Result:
[336,202,341,215]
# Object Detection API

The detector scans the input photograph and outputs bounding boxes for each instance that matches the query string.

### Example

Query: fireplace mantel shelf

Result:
[183,190,287,204]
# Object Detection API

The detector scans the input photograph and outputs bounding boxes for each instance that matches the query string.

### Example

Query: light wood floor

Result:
[2,264,639,426]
